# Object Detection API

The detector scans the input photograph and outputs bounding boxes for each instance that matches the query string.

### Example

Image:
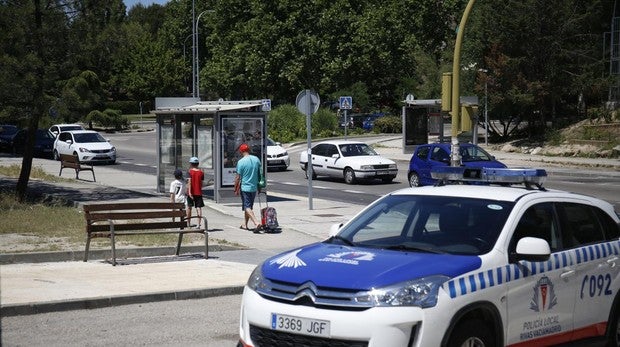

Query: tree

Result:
[0,0,74,202]
[465,0,613,140]
[109,21,186,101]
[59,70,104,123]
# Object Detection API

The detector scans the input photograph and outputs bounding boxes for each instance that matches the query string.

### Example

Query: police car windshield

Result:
[336,195,514,255]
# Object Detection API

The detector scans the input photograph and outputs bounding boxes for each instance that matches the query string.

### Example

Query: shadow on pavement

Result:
[0,177,154,206]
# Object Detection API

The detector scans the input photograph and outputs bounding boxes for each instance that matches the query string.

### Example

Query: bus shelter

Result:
[153,98,268,203]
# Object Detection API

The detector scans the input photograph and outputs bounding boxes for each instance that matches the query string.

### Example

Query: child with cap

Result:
[169,169,187,205]
[186,156,205,228]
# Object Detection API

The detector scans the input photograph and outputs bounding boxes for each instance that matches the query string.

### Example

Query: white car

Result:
[266,138,290,171]
[49,123,85,137]
[53,130,116,164]
[299,140,397,184]
[238,167,620,347]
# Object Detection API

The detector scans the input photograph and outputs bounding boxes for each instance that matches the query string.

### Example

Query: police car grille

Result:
[91,149,110,153]
[257,279,370,309]
[373,164,390,169]
[249,325,368,347]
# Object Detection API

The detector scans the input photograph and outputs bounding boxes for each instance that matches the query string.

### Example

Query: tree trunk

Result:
[15,0,43,203]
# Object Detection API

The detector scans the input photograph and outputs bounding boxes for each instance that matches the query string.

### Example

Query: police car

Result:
[238,168,620,347]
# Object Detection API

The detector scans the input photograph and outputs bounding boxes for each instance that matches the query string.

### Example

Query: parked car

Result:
[12,128,55,158]
[49,123,85,137]
[338,114,354,128]
[266,138,290,171]
[299,140,397,184]
[238,167,620,347]
[408,142,507,187]
[53,130,116,164]
[0,124,19,152]
[362,113,385,131]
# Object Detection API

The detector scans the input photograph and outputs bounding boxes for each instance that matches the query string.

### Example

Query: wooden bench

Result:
[59,154,95,182]
[83,202,208,266]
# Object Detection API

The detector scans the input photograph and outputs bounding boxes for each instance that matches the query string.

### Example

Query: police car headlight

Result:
[78,147,92,153]
[360,165,373,170]
[356,275,449,308]
[388,164,397,169]
[247,265,267,291]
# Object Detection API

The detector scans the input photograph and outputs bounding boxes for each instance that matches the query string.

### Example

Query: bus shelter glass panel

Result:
[404,107,429,146]
[197,117,214,169]
[158,115,175,191]
[220,117,263,187]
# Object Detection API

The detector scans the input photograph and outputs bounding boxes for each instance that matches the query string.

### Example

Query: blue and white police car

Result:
[238,168,620,347]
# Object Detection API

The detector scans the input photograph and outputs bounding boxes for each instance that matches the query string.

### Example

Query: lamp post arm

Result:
[194,10,214,99]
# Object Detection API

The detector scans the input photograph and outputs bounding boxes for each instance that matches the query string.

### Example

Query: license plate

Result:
[377,170,390,174]
[271,313,330,338]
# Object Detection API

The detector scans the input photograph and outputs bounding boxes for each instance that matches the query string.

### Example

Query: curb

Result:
[0,245,246,265]
[0,285,244,317]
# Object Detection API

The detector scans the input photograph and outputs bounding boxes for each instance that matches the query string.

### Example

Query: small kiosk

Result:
[402,96,480,153]
[152,98,268,203]
[401,99,441,153]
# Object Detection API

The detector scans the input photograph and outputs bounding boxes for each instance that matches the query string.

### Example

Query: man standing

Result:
[234,143,262,231]
[187,156,204,228]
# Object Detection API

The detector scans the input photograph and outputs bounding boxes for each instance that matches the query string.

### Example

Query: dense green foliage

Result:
[0,0,615,134]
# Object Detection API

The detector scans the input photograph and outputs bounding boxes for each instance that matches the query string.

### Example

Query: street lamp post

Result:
[478,68,489,146]
[191,0,196,98]
[194,10,213,99]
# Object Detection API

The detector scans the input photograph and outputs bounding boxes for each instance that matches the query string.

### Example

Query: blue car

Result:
[407,143,507,187]
[0,124,19,152]
[12,129,55,158]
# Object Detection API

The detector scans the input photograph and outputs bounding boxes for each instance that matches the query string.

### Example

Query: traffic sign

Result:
[339,96,352,110]
[261,99,271,112]
[296,90,320,116]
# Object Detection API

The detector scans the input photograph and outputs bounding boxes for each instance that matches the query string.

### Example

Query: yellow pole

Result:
[449,0,476,165]
[450,0,476,139]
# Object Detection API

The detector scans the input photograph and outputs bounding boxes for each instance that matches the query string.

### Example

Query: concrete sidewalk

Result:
[1,137,618,317]
[0,155,365,316]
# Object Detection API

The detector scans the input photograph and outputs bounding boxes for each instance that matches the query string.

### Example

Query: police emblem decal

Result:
[530,275,557,312]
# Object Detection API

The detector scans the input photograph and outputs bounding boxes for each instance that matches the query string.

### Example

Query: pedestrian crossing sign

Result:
[339,96,352,110]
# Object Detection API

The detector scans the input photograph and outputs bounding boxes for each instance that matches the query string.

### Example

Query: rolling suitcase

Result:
[258,191,279,233]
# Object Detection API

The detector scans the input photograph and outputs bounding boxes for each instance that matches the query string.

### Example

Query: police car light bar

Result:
[431,167,547,187]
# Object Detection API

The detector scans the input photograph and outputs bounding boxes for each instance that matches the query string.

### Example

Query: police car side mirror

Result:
[509,237,551,263]
[328,223,342,238]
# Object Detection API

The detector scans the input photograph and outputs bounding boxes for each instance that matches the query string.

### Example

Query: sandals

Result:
[240,224,264,233]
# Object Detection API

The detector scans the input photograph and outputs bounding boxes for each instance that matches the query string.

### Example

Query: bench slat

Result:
[86,210,185,221]
[84,202,185,212]
[88,221,189,232]
[89,229,205,238]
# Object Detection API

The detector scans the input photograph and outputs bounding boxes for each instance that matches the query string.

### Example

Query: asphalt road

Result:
[105,131,620,209]
[1,295,242,346]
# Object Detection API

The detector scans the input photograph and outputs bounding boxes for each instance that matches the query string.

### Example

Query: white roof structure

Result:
[153,98,264,114]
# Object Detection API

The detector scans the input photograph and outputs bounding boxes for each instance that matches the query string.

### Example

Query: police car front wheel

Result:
[448,319,495,347]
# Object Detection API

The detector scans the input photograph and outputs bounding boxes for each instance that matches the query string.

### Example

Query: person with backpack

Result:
[234,143,262,231]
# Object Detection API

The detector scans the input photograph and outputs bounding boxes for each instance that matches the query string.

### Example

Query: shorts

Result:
[187,195,205,208]
[240,191,256,210]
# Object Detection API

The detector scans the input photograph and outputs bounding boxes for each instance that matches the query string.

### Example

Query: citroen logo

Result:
[293,281,318,302]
